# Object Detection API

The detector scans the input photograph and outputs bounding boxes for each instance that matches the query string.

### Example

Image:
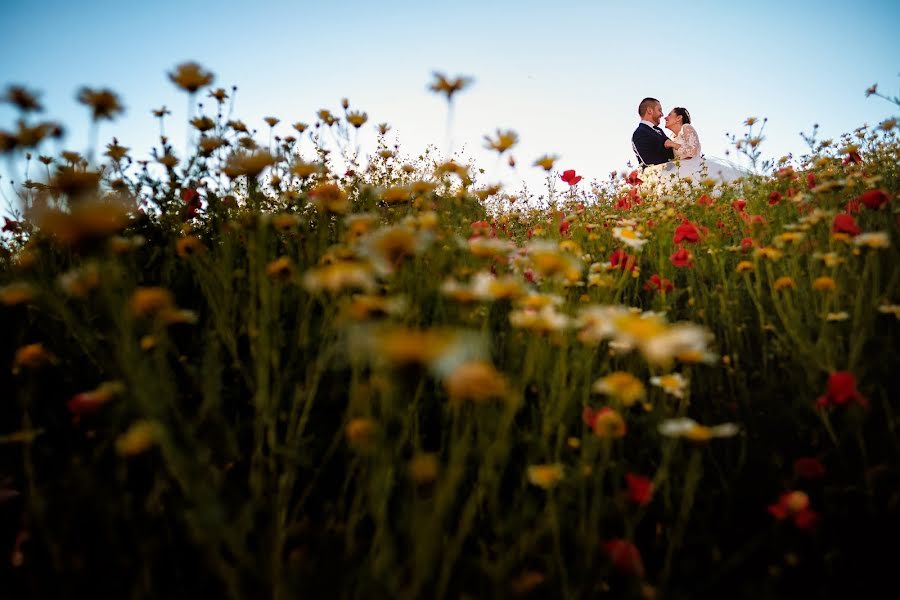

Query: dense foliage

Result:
[1,67,898,599]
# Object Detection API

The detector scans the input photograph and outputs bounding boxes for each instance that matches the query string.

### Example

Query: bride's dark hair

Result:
[673,107,691,124]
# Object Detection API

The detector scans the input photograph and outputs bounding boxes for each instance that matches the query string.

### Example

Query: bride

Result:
[641,107,747,192]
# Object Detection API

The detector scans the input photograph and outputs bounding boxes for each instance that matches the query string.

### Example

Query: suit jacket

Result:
[632,123,674,167]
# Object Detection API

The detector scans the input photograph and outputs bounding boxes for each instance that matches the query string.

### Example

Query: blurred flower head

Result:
[169,62,214,93]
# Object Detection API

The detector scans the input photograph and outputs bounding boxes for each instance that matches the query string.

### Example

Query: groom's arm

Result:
[633,127,669,163]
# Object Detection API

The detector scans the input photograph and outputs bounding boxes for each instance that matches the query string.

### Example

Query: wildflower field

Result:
[1,65,898,599]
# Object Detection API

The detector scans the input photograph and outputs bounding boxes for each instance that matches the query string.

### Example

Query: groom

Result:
[632,97,674,167]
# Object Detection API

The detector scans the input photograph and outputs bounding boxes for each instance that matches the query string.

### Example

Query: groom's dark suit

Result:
[632,122,674,167]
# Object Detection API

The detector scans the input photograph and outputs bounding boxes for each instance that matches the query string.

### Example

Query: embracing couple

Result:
[631,97,743,189]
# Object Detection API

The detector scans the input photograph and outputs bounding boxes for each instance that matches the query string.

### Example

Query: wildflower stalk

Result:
[547,493,571,598]
[660,448,703,590]
[435,403,518,600]
[847,250,877,370]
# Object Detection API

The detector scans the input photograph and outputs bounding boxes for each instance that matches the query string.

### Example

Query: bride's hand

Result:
[664,139,681,149]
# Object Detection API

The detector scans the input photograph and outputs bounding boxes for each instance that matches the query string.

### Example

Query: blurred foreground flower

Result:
[12,343,57,374]
[613,226,648,249]
[175,235,205,258]
[583,406,627,438]
[484,129,518,154]
[429,72,472,101]
[77,87,124,121]
[527,463,564,489]
[68,380,125,417]
[359,224,431,275]
[442,272,525,303]
[815,371,867,409]
[341,294,407,321]
[644,274,673,293]
[36,196,131,246]
[408,453,439,485]
[650,373,688,399]
[3,85,43,112]
[625,473,654,506]
[345,417,378,453]
[129,287,197,325]
[444,360,509,406]
[116,420,163,456]
[658,418,738,441]
[526,240,582,282]
[853,232,890,249]
[303,261,376,294]
[793,457,826,479]
[510,303,571,333]
[669,248,693,268]
[768,491,818,530]
[0,282,36,306]
[533,154,559,171]
[222,150,280,179]
[602,539,645,577]
[169,62,214,93]
[592,372,646,407]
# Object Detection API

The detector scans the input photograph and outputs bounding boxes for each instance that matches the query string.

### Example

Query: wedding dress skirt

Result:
[640,156,749,194]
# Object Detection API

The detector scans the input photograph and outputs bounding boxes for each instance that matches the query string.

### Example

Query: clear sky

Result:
[1,0,898,214]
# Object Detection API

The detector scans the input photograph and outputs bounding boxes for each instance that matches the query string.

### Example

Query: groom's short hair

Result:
[638,97,659,117]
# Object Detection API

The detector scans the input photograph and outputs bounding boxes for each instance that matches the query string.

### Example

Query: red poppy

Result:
[793,457,826,480]
[559,220,570,236]
[843,151,863,165]
[815,371,868,409]
[768,191,782,205]
[674,221,703,244]
[749,214,766,226]
[2,218,22,234]
[731,199,747,212]
[768,491,818,531]
[793,509,819,530]
[181,188,198,203]
[602,539,645,577]
[697,194,714,206]
[181,188,202,220]
[740,237,754,252]
[669,248,693,268]
[626,170,643,186]
[857,189,890,210]
[625,473,654,506]
[643,274,674,293]
[832,213,861,236]
[470,220,493,236]
[806,173,816,189]
[67,393,105,415]
[776,166,796,179]
[610,248,637,271]
[523,269,535,283]
[560,169,582,186]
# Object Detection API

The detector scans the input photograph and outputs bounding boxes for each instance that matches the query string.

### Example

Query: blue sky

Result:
[2,0,898,214]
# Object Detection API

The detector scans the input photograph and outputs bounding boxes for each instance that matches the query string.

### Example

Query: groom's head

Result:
[638,98,663,125]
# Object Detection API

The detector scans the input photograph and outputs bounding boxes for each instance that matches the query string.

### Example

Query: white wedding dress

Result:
[640,123,748,194]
